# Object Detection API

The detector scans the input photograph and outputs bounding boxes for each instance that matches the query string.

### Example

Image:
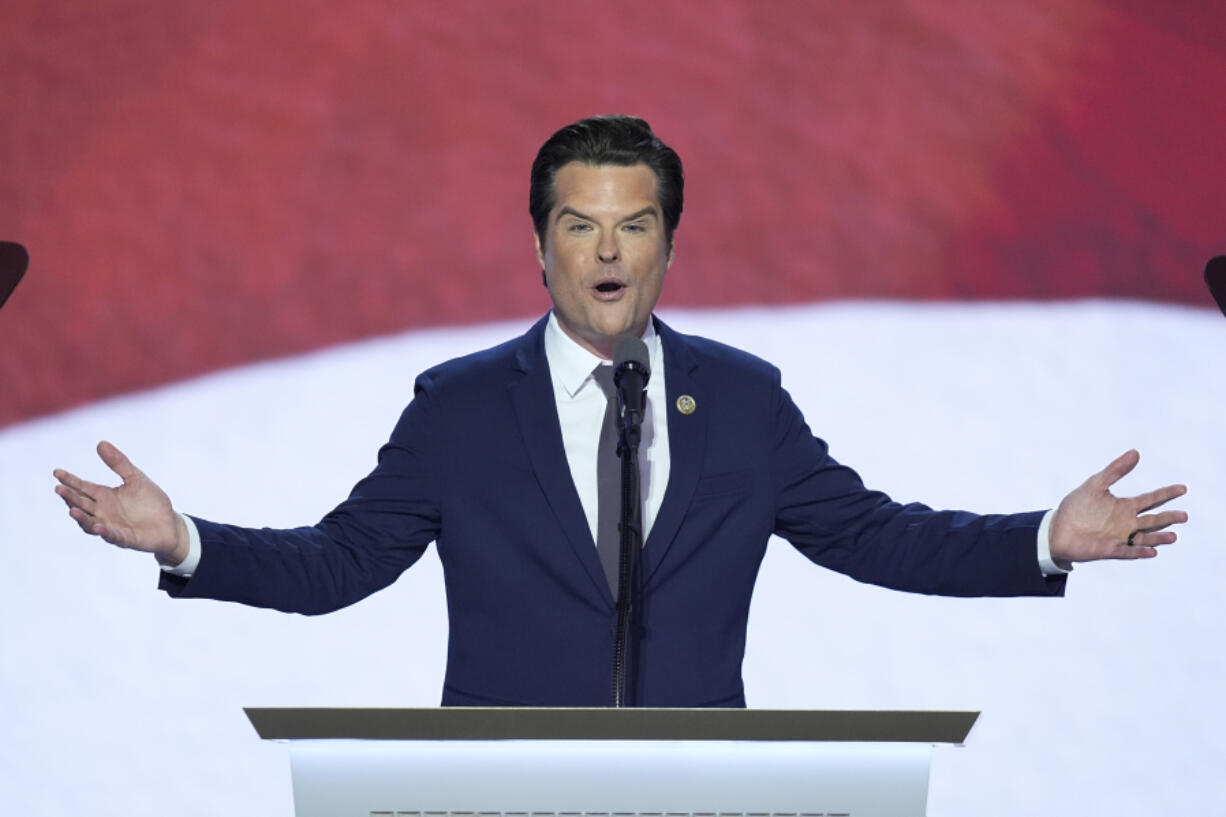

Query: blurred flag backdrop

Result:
[1,2,1223,816]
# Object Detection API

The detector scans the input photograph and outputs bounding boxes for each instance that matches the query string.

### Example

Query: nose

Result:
[596,230,620,263]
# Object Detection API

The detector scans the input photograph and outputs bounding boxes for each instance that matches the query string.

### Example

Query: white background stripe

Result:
[2,301,1222,816]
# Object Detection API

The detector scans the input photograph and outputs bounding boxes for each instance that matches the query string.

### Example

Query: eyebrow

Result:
[556,206,660,225]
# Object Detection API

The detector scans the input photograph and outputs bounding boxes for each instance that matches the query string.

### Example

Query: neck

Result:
[557,321,649,361]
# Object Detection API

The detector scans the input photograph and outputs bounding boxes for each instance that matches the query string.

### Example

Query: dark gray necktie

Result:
[593,364,621,598]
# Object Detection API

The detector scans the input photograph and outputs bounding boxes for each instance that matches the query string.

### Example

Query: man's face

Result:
[535,162,673,359]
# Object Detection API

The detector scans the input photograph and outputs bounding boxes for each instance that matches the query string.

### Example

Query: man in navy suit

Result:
[54,116,1188,707]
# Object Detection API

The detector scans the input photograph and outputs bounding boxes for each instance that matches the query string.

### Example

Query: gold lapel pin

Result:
[676,394,697,415]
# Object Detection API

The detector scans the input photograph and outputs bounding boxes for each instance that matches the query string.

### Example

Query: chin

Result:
[591,318,632,338]
[604,325,638,342]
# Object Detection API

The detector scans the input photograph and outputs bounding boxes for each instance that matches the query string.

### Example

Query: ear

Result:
[533,229,545,269]
[533,229,549,287]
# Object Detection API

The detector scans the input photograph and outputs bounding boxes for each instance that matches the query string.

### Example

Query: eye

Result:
[622,222,646,233]
[567,222,593,233]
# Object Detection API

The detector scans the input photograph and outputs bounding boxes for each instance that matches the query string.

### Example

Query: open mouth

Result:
[594,281,625,294]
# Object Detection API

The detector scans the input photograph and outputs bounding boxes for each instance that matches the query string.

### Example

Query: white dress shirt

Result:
[543,311,669,543]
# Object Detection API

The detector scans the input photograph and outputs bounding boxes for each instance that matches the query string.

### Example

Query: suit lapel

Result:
[509,318,616,605]
[642,319,707,582]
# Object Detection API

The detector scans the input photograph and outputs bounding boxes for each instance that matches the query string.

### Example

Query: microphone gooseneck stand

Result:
[610,337,649,708]
[611,404,643,707]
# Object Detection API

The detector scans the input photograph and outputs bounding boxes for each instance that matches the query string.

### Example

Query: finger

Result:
[1117,543,1159,559]
[1095,449,1140,489]
[97,440,142,483]
[1128,530,1177,548]
[1135,509,1188,531]
[67,507,100,534]
[55,483,97,515]
[1132,484,1188,513]
[67,508,126,545]
[52,469,99,502]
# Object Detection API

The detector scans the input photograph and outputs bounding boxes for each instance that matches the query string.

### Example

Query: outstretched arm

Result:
[53,441,190,567]
[1049,449,1187,567]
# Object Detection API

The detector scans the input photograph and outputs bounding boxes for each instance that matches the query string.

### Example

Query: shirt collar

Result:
[544,311,660,398]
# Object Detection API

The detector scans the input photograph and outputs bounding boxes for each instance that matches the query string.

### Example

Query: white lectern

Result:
[246,708,977,817]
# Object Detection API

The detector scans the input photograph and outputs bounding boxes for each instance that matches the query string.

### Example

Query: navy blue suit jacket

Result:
[161,315,1065,706]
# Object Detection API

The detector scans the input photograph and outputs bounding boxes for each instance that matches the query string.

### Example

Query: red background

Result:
[2,0,1223,428]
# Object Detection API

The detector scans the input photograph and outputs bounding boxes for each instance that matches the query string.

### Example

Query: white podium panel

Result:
[289,739,932,817]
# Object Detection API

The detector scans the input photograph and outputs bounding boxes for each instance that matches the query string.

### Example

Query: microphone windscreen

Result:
[613,335,650,377]
[1205,256,1226,318]
[0,241,28,310]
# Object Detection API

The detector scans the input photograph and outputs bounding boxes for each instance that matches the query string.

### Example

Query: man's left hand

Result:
[1049,449,1187,566]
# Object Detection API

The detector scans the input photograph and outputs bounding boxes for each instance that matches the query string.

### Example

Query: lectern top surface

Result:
[244,707,978,745]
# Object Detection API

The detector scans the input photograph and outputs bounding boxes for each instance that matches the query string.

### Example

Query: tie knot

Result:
[592,364,617,400]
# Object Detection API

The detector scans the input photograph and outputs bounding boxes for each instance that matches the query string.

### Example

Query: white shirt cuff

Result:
[1037,508,1072,576]
[158,513,201,577]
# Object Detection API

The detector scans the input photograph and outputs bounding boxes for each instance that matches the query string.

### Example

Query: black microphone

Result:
[1206,256,1226,318]
[0,241,28,311]
[613,335,650,447]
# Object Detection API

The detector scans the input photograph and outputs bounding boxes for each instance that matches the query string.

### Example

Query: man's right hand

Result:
[54,441,190,567]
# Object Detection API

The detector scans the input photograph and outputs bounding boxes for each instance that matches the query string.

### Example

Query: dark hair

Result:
[530,115,684,248]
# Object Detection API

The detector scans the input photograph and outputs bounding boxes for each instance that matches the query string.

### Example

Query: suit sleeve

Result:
[768,369,1065,597]
[158,374,445,614]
